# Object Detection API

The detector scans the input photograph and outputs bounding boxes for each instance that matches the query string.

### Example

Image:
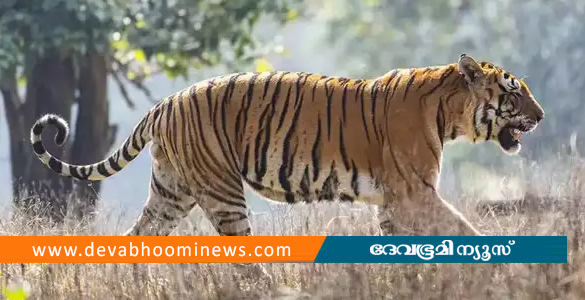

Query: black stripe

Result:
[485,122,493,141]
[436,100,445,146]
[48,157,62,174]
[338,121,350,171]
[32,141,45,155]
[69,166,86,180]
[415,67,434,91]
[311,114,322,182]
[243,178,264,191]
[410,164,435,191]
[262,72,278,98]
[341,85,348,125]
[136,119,148,148]
[210,82,240,181]
[168,97,181,163]
[351,160,360,197]
[219,228,252,236]
[318,165,339,201]
[80,166,92,179]
[389,74,403,95]
[311,76,320,104]
[142,207,156,219]
[472,107,479,141]
[279,74,306,201]
[191,87,243,191]
[151,173,180,202]
[402,72,416,101]
[97,163,111,177]
[206,189,247,208]
[384,74,403,116]
[257,72,286,182]
[253,81,273,176]
[368,159,375,179]
[206,79,215,121]
[150,106,163,142]
[284,192,296,203]
[423,131,440,170]
[238,74,259,145]
[370,80,381,142]
[498,94,506,110]
[286,141,298,179]
[233,76,251,146]
[182,88,214,189]
[382,70,400,116]
[180,87,200,187]
[419,67,455,101]
[32,123,44,135]
[173,98,190,177]
[165,200,187,214]
[359,83,371,143]
[216,211,248,227]
[54,122,67,145]
[122,145,135,162]
[300,165,311,202]
[108,156,122,172]
[241,145,250,177]
[324,77,335,140]
[215,211,248,220]
[161,98,175,152]
[339,193,354,202]
[45,116,59,125]
[451,127,458,140]
[388,145,407,182]
[234,93,247,146]
[276,84,293,133]
[192,90,243,187]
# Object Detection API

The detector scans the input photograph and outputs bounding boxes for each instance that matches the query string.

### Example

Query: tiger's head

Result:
[457,54,544,155]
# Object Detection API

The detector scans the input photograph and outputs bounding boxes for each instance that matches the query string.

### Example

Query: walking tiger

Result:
[30,54,544,238]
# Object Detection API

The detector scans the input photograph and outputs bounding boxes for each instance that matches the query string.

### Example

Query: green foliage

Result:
[116,0,302,78]
[0,0,122,60]
[0,0,304,79]
[2,281,30,300]
[254,58,275,72]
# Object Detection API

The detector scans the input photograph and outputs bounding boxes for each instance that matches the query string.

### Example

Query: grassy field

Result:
[0,158,584,299]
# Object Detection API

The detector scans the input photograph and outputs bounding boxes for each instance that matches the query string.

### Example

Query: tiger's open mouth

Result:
[497,123,537,151]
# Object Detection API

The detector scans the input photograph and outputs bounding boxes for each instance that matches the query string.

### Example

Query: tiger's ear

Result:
[458,54,485,85]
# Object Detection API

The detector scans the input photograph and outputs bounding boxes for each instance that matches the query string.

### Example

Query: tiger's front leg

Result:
[378,187,483,236]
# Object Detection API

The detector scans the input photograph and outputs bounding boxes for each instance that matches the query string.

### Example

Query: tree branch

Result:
[111,56,158,105]
[110,70,136,109]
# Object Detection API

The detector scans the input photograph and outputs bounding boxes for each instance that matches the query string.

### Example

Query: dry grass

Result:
[2,158,585,299]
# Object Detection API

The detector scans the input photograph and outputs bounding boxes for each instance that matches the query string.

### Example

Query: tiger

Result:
[30,54,544,239]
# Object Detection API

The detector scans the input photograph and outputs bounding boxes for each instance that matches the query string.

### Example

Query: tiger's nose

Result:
[536,112,544,123]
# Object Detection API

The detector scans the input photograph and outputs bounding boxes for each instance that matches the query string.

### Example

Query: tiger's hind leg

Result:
[197,185,273,286]
[124,144,197,236]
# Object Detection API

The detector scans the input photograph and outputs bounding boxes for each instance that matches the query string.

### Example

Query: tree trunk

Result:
[2,50,118,223]
[15,52,76,222]
[0,66,29,204]
[69,52,115,219]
